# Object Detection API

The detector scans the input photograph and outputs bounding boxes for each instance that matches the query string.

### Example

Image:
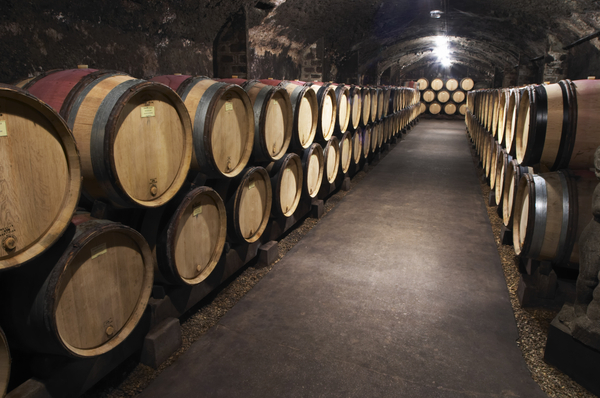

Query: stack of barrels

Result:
[418,77,473,116]
[0,68,423,396]
[465,78,600,273]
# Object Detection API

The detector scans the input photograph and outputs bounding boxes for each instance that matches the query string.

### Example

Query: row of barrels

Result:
[465,78,600,269]
[422,89,466,104]
[417,77,474,92]
[0,68,422,395]
[426,102,467,116]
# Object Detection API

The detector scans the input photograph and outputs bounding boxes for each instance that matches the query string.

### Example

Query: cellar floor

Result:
[138,120,546,397]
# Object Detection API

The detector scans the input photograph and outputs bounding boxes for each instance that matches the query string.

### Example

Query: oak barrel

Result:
[0,328,8,397]
[417,78,429,91]
[513,170,597,266]
[332,84,351,133]
[459,104,466,115]
[429,102,442,114]
[352,130,362,164]
[267,153,303,218]
[452,90,465,103]
[338,131,352,174]
[362,126,372,158]
[348,85,362,130]
[431,78,444,91]
[303,82,337,142]
[323,136,341,184]
[28,70,193,208]
[460,78,475,91]
[422,90,436,103]
[420,102,427,114]
[0,84,81,270]
[444,103,457,115]
[150,186,227,285]
[370,87,378,123]
[361,86,371,126]
[259,79,318,151]
[495,150,512,208]
[1,214,154,357]
[504,88,521,156]
[302,143,325,198]
[446,79,459,91]
[376,88,385,121]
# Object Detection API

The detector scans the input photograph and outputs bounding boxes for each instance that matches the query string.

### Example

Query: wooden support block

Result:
[341,176,351,192]
[140,318,182,369]
[362,162,369,173]
[6,379,51,398]
[488,190,496,206]
[500,225,513,245]
[384,143,391,152]
[391,136,398,144]
[310,199,324,219]
[258,241,279,268]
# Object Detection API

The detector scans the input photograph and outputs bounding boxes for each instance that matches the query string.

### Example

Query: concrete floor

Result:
[139,120,546,397]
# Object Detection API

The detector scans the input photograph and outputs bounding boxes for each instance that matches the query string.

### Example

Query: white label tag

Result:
[225,102,233,111]
[0,121,6,137]
[91,243,107,259]
[248,181,255,190]
[141,106,155,118]
[193,205,203,217]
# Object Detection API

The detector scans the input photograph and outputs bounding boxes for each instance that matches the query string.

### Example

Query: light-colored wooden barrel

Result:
[259,80,318,151]
[496,89,509,146]
[382,87,391,118]
[333,84,351,133]
[423,90,436,102]
[352,130,362,164]
[420,102,427,114]
[495,150,512,207]
[152,75,252,179]
[459,104,467,115]
[0,84,81,270]
[1,215,154,357]
[338,131,352,174]
[29,70,193,208]
[376,89,385,121]
[267,153,303,218]
[348,85,362,130]
[362,126,371,158]
[503,160,533,228]
[371,123,379,152]
[369,88,378,123]
[429,102,442,114]
[452,90,465,103]
[513,170,597,266]
[237,80,293,162]
[431,78,444,91]
[489,140,501,189]
[504,88,521,155]
[361,86,371,126]
[302,143,324,198]
[229,167,272,243]
[437,90,450,103]
[444,103,457,115]
[323,136,340,184]
[417,78,429,91]
[305,83,337,142]
[446,79,459,91]
[0,328,10,397]
[460,78,475,91]
[152,186,227,285]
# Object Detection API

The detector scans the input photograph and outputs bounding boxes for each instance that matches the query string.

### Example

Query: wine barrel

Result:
[496,89,509,146]
[489,140,501,189]
[429,102,442,115]
[323,136,340,184]
[148,186,227,285]
[302,143,324,198]
[352,129,362,164]
[494,150,512,209]
[362,126,371,158]
[259,79,318,151]
[382,87,391,118]
[303,82,337,142]
[420,102,427,114]
[516,79,600,170]
[369,87,378,123]
[371,123,379,152]
[459,104,467,115]
[348,85,362,130]
[444,103,457,115]
[1,214,154,357]
[503,160,534,228]
[446,79,459,91]
[220,79,293,163]
[376,88,385,121]
[461,78,475,91]
[0,84,81,270]
[423,90,436,103]
[377,121,384,148]
[513,170,597,266]
[431,79,444,91]
[332,84,351,133]
[0,328,9,397]
[267,153,303,218]
[437,90,450,103]
[452,90,465,103]
[361,86,371,126]
[504,88,522,155]
[28,70,193,208]
[150,75,253,179]
[417,78,429,91]
[338,131,352,174]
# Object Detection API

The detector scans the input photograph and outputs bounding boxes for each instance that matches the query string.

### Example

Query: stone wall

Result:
[214,11,247,79]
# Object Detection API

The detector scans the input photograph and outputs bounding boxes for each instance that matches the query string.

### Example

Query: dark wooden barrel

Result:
[150,75,253,179]
[302,143,324,198]
[144,186,227,286]
[267,153,303,218]
[220,79,293,163]
[0,84,81,270]
[0,214,154,357]
[27,70,193,208]
[513,170,597,266]
[259,79,318,151]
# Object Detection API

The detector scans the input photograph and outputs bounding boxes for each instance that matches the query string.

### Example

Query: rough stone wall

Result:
[300,40,323,82]
[214,11,248,79]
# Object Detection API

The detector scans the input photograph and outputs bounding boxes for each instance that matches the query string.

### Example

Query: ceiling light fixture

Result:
[430,10,443,18]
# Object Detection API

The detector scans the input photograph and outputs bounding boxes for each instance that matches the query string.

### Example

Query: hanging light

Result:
[430,10,443,18]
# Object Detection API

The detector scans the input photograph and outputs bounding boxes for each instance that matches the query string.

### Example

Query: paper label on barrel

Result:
[225,102,233,111]
[141,106,155,118]
[248,181,255,190]
[193,205,203,217]
[0,121,6,137]
[91,243,107,259]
